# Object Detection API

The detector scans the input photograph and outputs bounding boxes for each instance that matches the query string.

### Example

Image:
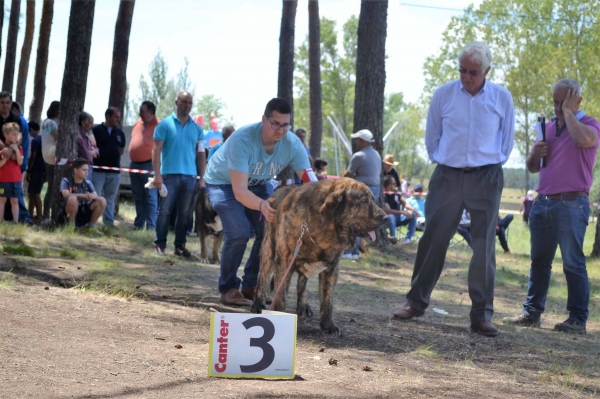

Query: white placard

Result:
[208,312,297,379]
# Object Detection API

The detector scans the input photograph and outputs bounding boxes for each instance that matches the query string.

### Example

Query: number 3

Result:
[240,317,276,373]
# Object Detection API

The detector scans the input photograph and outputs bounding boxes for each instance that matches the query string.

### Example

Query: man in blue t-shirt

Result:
[153,91,206,257]
[204,97,314,306]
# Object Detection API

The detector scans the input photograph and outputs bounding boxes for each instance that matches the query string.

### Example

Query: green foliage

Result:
[503,167,539,190]
[194,94,232,130]
[294,15,357,167]
[3,244,35,257]
[294,15,426,178]
[133,51,229,125]
[423,0,600,191]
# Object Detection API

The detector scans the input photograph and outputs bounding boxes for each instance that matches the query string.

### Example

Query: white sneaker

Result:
[351,254,359,260]
[403,238,412,244]
[341,253,353,259]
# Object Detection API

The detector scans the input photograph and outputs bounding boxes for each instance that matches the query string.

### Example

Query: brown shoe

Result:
[392,304,424,320]
[470,321,498,337]
[241,286,273,304]
[220,289,252,306]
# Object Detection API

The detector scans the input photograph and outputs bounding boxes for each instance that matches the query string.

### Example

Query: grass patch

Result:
[59,249,84,259]
[3,243,35,257]
[412,344,439,358]
[0,272,15,290]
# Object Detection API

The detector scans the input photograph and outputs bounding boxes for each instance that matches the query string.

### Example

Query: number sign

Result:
[208,312,297,378]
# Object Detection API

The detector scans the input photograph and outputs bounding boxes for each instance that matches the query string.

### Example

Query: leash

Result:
[269,221,314,311]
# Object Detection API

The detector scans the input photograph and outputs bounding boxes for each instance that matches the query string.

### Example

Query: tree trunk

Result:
[0,1,5,61]
[2,0,21,93]
[277,0,297,124]
[308,0,322,158]
[353,0,388,154]
[353,0,388,247]
[28,0,54,124]
[15,0,35,107]
[50,0,96,224]
[108,0,135,125]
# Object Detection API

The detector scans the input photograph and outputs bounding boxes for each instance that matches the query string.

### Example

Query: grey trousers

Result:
[406,164,503,322]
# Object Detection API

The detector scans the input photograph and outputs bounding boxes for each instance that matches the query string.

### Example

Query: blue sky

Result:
[2,0,481,127]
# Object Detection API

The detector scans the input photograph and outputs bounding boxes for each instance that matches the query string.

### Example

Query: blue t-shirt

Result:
[153,113,204,176]
[204,122,310,186]
[207,142,222,161]
[408,197,426,218]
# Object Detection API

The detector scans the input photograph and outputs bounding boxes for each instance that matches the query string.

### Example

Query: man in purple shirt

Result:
[504,78,600,335]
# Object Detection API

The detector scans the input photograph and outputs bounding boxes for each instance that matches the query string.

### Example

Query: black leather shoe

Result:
[470,320,498,337]
[392,304,425,320]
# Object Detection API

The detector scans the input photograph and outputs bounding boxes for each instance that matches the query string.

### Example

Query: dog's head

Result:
[319,178,387,241]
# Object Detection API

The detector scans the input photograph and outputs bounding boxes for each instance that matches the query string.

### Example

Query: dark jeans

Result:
[3,182,32,224]
[207,183,272,293]
[154,174,196,249]
[496,214,513,253]
[130,161,157,230]
[387,212,417,239]
[523,197,590,325]
[406,164,503,322]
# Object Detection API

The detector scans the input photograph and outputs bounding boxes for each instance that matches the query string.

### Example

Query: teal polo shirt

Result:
[154,112,204,176]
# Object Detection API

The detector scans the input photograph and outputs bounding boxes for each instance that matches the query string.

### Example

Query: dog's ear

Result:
[319,181,346,214]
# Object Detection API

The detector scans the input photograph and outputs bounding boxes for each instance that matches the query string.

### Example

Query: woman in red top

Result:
[0,122,23,222]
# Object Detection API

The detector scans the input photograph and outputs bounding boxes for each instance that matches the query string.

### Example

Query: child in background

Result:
[313,158,328,181]
[0,122,23,222]
[26,122,45,221]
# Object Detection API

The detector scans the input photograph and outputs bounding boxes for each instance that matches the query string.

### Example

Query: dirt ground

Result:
[1,232,599,398]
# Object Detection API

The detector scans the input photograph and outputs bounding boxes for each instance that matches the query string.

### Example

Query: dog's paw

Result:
[320,321,343,336]
[199,258,210,264]
[250,300,267,314]
[297,303,314,317]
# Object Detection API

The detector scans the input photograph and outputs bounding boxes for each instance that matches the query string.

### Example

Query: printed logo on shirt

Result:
[248,161,285,177]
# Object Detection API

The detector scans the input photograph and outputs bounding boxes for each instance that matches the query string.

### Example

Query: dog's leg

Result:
[296,272,313,317]
[318,265,342,336]
[212,232,223,264]
[251,227,276,314]
[199,227,209,263]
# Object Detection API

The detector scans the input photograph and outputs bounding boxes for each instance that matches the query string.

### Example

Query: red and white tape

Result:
[92,165,154,174]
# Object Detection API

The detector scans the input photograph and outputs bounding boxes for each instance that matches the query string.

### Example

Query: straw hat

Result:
[383,154,399,166]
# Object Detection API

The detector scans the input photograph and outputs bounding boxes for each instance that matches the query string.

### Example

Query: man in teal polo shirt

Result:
[152,91,206,257]
[205,97,315,306]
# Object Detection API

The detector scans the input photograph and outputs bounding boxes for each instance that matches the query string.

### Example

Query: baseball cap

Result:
[350,129,374,142]
[414,184,423,192]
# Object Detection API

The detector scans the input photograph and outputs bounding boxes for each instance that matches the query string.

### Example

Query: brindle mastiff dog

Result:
[195,188,223,264]
[251,178,387,335]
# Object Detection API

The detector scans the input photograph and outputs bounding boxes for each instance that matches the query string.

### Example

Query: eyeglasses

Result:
[458,67,481,77]
[267,119,292,132]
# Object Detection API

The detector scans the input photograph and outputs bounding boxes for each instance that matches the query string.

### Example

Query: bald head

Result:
[175,91,193,118]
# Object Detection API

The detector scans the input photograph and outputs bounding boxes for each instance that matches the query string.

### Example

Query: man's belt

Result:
[538,191,588,201]
[131,159,152,164]
[446,163,500,173]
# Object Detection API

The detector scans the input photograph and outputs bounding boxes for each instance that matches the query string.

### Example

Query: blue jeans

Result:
[3,182,32,224]
[130,161,158,230]
[345,185,380,255]
[208,183,273,293]
[92,171,120,226]
[387,212,416,239]
[154,174,196,249]
[523,197,590,324]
